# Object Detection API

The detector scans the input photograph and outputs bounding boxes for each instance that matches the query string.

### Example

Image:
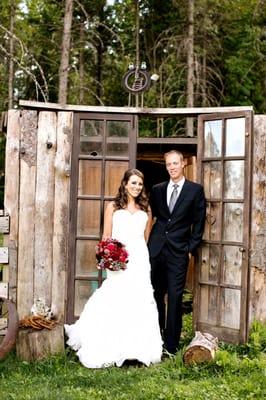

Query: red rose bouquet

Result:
[95,238,129,271]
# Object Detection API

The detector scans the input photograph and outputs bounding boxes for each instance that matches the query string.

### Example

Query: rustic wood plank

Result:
[19,100,253,116]
[249,115,266,325]
[34,111,57,304]
[17,110,37,319]
[250,115,266,269]
[51,112,73,322]
[3,110,20,300]
[0,282,8,298]
[0,248,8,263]
[0,215,10,233]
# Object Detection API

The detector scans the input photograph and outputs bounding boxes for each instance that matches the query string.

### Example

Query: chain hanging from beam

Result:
[122,0,151,106]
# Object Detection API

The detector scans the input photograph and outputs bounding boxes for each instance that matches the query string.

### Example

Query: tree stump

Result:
[183,331,218,365]
[16,323,64,361]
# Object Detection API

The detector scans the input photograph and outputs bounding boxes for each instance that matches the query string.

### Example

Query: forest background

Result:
[0,0,266,205]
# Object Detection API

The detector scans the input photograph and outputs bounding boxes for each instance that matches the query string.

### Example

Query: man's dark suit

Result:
[148,179,206,353]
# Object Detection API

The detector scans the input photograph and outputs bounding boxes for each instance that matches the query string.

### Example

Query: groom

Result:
[148,150,206,355]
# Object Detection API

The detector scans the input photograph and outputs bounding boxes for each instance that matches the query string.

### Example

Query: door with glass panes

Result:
[66,113,137,323]
[195,111,252,343]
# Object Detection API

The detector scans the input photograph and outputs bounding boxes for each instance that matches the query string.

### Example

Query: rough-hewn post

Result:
[249,115,266,325]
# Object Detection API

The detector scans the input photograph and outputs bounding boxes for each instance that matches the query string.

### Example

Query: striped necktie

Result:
[169,184,179,213]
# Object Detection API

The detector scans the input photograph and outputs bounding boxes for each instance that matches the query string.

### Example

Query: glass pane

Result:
[76,240,99,278]
[77,200,100,236]
[225,118,245,156]
[203,202,222,241]
[203,162,222,199]
[106,120,129,156]
[200,245,220,283]
[223,203,243,242]
[105,161,129,196]
[80,120,104,155]
[222,246,242,286]
[74,280,98,316]
[199,285,218,325]
[224,160,244,199]
[204,120,222,157]
[221,288,241,329]
[78,160,102,196]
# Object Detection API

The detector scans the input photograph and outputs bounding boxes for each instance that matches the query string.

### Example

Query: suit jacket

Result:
[148,179,206,258]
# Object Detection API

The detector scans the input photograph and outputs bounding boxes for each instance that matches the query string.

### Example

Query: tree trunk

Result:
[79,21,85,104]
[186,0,194,136]
[8,0,15,109]
[58,0,73,104]
[201,43,207,106]
[96,5,105,104]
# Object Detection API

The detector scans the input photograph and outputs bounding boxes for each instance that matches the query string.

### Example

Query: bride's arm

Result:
[102,202,114,239]
[144,207,153,242]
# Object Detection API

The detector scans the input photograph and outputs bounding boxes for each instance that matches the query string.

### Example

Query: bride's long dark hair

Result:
[113,169,149,212]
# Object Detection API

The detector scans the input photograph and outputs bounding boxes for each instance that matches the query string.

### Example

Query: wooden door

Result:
[66,113,137,323]
[195,111,253,343]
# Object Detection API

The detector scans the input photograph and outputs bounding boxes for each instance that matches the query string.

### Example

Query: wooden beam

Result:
[19,100,253,116]
[137,137,197,144]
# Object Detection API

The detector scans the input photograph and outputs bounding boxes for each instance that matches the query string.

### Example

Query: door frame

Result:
[64,106,253,341]
[195,110,253,343]
[66,112,137,323]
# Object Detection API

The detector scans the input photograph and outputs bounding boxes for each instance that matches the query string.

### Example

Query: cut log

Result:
[16,323,64,361]
[183,331,218,365]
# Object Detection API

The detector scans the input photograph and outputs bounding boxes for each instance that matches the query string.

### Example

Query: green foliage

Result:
[1,317,266,399]
[0,0,265,111]
[245,320,266,357]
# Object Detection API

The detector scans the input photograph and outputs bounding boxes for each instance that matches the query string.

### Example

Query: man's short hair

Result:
[164,150,184,161]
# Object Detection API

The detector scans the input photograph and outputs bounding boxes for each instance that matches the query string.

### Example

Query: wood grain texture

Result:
[17,110,37,318]
[34,111,57,303]
[51,111,73,322]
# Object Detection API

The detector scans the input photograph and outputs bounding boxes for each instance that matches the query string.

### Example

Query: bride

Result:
[65,168,162,368]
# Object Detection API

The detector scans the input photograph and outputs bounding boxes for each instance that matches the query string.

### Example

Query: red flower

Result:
[95,238,129,271]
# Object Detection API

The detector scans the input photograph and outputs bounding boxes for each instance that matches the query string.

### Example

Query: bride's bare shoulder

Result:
[107,201,114,209]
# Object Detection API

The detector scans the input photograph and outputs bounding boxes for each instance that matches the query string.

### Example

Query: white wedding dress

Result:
[65,209,163,368]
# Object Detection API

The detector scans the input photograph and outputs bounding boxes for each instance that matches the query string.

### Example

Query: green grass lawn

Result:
[0,317,266,400]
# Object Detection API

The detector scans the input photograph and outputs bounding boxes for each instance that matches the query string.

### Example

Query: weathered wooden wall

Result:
[3,107,266,359]
[4,109,73,359]
[249,115,266,325]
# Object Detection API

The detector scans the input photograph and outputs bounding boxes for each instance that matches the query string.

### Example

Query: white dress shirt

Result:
[167,176,185,207]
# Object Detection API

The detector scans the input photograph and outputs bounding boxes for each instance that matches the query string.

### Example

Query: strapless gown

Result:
[64,209,163,368]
